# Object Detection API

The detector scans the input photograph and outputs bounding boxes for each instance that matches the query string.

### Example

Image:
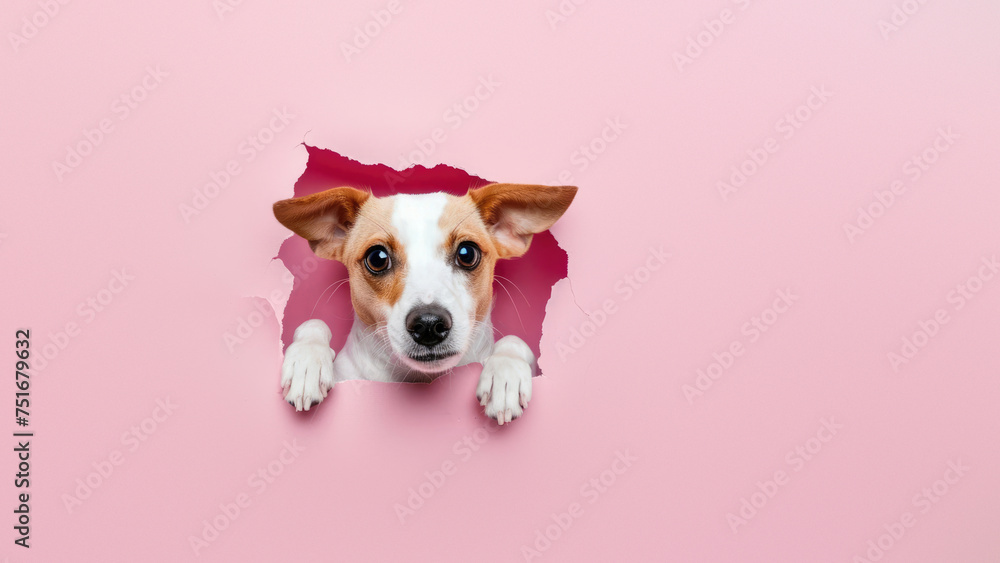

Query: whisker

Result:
[357,208,392,240]
[452,207,481,232]
[494,275,530,307]
[309,278,350,318]
[493,277,527,334]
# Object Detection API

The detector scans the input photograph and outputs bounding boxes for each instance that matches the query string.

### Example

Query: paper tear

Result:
[270,145,571,377]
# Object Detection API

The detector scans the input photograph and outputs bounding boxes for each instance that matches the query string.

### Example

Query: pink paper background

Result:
[2,1,999,561]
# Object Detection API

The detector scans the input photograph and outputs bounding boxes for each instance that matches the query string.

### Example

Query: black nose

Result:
[406,305,452,347]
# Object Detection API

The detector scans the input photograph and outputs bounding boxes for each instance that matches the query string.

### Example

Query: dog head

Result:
[273,183,576,373]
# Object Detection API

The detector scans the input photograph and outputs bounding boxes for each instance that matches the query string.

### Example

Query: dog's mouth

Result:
[399,348,462,373]
[408,351,458,363]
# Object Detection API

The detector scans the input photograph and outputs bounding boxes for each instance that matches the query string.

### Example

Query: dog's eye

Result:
[364,246,392,274]
[455,241,481,270]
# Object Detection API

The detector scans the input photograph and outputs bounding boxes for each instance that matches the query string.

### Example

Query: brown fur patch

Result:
[338,197,406,327]
[441,195,497,321]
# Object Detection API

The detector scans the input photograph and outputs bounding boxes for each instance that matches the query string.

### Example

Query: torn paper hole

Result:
[273,145,570,378]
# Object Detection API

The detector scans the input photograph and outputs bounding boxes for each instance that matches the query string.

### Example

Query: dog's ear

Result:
[273,187,370,262]
[469,183,577,259]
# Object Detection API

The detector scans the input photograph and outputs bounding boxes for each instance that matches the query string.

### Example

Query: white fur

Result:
[476,335,535,425]
[280,193,536,423]
[386,194,474,373]
[281,319,335,410]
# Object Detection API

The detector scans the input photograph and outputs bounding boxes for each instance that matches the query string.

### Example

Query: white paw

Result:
[281,320,335,411]
[477,336,535,425]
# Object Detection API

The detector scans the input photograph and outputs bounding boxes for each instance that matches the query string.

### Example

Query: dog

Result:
[272,183,576,424]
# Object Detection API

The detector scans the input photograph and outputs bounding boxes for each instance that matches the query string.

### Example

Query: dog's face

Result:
[274,183,576,373]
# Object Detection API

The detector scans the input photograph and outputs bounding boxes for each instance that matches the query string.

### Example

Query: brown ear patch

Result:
[273,187,370,262]
[468,183,577,259]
